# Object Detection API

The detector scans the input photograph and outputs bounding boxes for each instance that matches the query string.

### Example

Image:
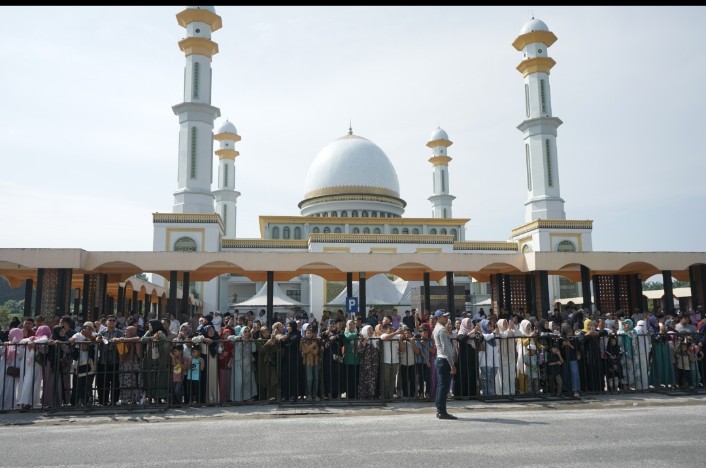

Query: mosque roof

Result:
[217,120,237,135]
[520,18,549,34]
[187,6,216,14]
[302,133,401,200]
[429,127,449,142]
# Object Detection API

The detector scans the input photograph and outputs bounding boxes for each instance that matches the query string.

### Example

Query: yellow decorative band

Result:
[299,193,406,210]
[428,156,452,166]
[512,30,557,51]
[222,239,308,249]
[511,219,593,238]
[178,37,219,58]
[426,138,453,148]
[516,57,556,77]
[303,184,400,199]
[215,149,238,159]
[453,241,518,252]
[176,9,223,32]
[214,132,241,142]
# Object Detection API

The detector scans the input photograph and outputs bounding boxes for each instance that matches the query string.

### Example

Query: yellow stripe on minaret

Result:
[215,149,239,160]
[214,132,241,142]
[516,57,556,77]
[512,30,557,51]
[428,155,452,166]
[178,37,219,58]
[176,9,223,32]
[426,138,453,149]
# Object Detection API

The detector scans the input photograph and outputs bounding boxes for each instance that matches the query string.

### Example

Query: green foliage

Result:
[643,280,690,291]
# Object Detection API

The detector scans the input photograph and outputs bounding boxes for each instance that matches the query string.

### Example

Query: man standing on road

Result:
[433,309,457,420]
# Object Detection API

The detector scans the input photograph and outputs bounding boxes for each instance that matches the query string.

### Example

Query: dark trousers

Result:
[436,358,451,414]
[96,362,120,405]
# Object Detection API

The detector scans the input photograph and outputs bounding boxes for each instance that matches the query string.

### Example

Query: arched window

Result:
[271,227,280,239]
[430,228,437,235]
[363,227,370,234]
[557,240,576,252]
[412,228,419,234]
[352,210,358,217]
[371,211,378,217]
[392,228,399,234]
[331,212,338,217]
[340,211,347,217]
[522,244,533,253]
[294,227,302,239]
[334,227,342,233]
[362,210,368,217]
[312,227,320,233]
[440,228,447,235]
[283,227,290,239]
[373,227,381,234]
[402,228,409,234]
[450,228,457,240]
[174,236,197,252]
[352,227,360,234]
[324,227,331,234]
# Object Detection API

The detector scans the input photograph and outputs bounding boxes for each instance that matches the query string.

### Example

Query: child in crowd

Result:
[523,343,540,394]
[185,346,204,405]
[546,342,564,397]
[171,345,187,405]
[605,335,623,394]
[674,340,692,390]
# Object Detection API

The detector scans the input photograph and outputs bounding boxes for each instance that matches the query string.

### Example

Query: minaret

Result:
[427,127,455,218]
[513,18,566,223]
[213,119,241,237]
[172,6,222,214]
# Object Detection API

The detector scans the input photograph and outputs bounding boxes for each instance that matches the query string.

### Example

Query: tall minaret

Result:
[213,120,241,237]
[513,18,565,223]
[427,127,455,218]
[172,6,222,214]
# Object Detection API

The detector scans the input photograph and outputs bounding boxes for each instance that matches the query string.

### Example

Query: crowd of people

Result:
[0,303,704,412]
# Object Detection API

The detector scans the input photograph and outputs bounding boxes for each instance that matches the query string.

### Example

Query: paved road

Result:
[0,395,704,467]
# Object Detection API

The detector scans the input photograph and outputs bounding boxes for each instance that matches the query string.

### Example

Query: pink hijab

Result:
[458,318,474,335]
[33,325,52,340]
[5,328,24,362]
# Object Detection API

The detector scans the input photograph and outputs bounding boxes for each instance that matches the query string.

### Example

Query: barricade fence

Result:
[0,332,703,412]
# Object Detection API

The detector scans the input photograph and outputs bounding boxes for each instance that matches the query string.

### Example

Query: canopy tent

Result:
[398,280,439,307]
[231,282,306,307]
[327,273,403,306]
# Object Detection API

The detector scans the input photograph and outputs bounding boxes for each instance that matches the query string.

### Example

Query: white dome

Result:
[520,18,549,34]
[302,134,400,199]
[429,127,449,142]
[217,120,237,135]
[187,6,216,14]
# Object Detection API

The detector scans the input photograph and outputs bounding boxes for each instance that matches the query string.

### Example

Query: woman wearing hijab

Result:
[118,323,142,405]
[341,319,361,400]
[0,328,24,411]
[17,325,51,410]
[477,319,499,397]
[453,318,479,399]
[43,322,72,408]
[651,322,675,389]
[356,324,380,400]
[560,323,581,397]
[228,326,257,402]
[192,321,220,404]
[140,319,171,404]
[515,319,535,395]
[575,319,608,394]
[495,318,517,397]
[617,318,638,391]
[278,320,302,402]
[633,319,652,391]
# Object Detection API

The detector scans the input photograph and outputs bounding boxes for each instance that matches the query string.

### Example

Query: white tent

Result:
[231,282,305,307]
[327,273,403,306]
[398,280,439,307]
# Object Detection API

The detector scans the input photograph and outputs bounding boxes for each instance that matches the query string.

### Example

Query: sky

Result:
[1,6,705,253]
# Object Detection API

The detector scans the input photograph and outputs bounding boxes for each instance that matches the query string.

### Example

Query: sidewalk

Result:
[1,392,704,426]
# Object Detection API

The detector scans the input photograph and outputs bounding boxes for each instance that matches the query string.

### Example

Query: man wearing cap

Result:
[432,309,457,420]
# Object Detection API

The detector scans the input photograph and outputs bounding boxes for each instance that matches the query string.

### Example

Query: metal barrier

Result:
[0,331,703,413]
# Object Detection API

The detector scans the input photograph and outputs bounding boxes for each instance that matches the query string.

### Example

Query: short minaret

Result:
[427,127,455,218]
[213,119,241,237]
[513,18,566,223]
[172,6,222,214]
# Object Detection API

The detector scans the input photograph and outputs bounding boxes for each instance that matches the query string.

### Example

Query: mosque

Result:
[1,6,705,323]
[153,5,593,319]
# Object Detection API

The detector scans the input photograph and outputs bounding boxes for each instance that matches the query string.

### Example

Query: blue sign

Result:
[346,296,359,314]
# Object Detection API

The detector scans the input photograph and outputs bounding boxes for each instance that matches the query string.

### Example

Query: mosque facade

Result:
[151,6,592,317]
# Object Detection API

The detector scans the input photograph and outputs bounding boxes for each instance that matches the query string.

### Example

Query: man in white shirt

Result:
[433,309,457,420]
